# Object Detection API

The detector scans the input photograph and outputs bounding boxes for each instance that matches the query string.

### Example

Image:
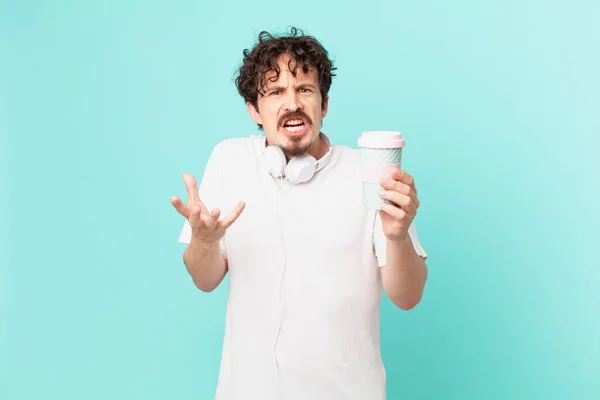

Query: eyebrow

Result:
[265,86,285,93]
[265,83,317,92]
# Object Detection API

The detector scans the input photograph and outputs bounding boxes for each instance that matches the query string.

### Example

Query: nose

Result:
[284,90,301,112]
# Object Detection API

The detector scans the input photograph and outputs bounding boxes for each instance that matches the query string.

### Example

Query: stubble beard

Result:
[281,135,313,158]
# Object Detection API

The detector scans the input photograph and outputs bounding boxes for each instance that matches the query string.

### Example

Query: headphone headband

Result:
[314,133,333,174]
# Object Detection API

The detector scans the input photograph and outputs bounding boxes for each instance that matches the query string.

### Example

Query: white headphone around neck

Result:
[262,133,333,184]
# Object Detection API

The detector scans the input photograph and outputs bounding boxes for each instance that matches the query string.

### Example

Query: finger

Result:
[384,183,420,209]
[182,172,200,204]
[380,179,420,209]
[219,201,246,230]
[170,196,191,218]
[188,205,203,227]
[392,169,417,194]
[381,202,407,220]
[182,172,197,204]
[182,173,210,214]
[380,178,414,197]
[203,208,221,229]
[379,191,416,215]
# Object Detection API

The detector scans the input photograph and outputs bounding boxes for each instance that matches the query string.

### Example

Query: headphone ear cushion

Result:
[264,145,287,178]
[286,154,317,184]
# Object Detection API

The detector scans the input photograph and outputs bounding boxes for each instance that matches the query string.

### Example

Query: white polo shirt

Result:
[178,134,427,400]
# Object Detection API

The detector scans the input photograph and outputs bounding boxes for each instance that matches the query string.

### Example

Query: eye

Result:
[270,90,280,96]
[300,88,311,93]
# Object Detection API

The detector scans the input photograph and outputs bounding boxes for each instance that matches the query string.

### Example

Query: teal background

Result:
[2,0,599,399]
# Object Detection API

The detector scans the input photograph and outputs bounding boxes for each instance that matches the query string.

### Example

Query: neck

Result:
[301,133,328,161]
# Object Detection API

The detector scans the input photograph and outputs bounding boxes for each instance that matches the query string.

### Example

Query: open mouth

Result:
[282,118,307,135]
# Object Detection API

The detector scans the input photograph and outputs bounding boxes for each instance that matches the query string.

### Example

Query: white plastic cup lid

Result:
[358,131,405,149]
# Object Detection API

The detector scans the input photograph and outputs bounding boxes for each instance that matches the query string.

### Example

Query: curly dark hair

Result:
[235,27,336,117]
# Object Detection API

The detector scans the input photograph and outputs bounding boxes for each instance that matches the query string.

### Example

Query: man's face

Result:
[248,53,329,159]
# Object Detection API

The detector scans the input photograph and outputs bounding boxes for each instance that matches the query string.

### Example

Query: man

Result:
[170,27,428,400]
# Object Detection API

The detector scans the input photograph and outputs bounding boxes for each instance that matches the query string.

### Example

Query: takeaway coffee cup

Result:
[358,131,406,210]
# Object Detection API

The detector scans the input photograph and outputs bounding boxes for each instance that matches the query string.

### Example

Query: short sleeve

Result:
[373,212,427,267]
[177,143,228,259]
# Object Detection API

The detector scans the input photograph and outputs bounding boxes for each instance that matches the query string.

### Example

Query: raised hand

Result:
[170,172,245,248]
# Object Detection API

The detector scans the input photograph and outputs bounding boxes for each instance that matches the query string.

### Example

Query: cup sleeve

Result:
[177,144,228,259]
[373,212,427,267]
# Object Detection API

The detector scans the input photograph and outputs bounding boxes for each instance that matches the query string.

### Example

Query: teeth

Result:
[284,119,304,126]
[284,125,304,133]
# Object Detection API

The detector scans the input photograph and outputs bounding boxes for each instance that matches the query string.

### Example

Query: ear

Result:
[321,95,329,119]
[247,102,263,125]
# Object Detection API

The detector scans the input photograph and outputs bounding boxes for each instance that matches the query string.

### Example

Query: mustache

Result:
[279,111,313,127]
